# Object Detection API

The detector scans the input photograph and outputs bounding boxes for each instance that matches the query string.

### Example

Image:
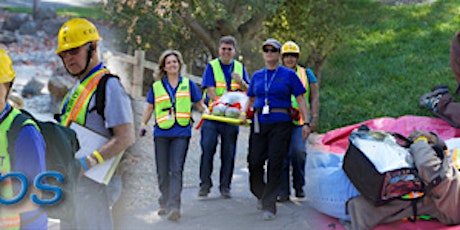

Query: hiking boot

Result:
[263,211,276,221]
[198,187,210,197]
[295,189,305,198]
[419,85,449,110]
[158,207,168,216]
[167,209,181,221]
[257,199,263,210]
[276,195,289,202]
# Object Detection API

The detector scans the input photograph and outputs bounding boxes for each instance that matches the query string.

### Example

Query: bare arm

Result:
[206,87,218,102]
[97,122,135,161]
[139,103,154,137]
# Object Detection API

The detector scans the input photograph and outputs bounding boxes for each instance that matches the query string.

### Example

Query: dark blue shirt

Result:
[247,65,306,124]
[201,59,250,105]
[146,77,202,137]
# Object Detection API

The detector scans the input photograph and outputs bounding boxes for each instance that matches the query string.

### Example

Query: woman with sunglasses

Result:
[242,38,311,221]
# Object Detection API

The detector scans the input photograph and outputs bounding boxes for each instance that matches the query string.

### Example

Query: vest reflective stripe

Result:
[60,69,110,127]
[206,59,244,104]
[0,108,37,230]
[0,214,20,230]
[153,78,191,129]
[291,66,310,126]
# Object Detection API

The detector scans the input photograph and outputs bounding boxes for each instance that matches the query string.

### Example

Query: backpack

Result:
[342,125,424,206]
[7,109,81,221]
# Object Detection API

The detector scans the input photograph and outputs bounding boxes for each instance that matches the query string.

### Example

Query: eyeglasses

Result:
[263,47,279,53]
[220,47,234,52]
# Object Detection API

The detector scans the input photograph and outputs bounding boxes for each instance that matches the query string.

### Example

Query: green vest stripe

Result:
[205,59,244,101]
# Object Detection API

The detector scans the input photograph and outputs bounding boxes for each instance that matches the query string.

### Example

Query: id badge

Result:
[262,105,270,114]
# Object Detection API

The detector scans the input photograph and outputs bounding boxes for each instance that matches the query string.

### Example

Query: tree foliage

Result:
[103,0,285,75]
[265,0,349,81]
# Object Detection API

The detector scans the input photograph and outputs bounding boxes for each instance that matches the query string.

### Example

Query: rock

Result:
[7,91,24,109]
[19,21,38,35]
[34,8,57,21]
[37,18,65,36]
[4,13,31,31]
[0,31,17,44]
[47,74,75,113]
[22,77,45,97]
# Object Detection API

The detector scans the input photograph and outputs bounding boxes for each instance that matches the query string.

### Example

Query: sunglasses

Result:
[263,47,279,53]
[220,47,234,52]
[58,43,91,58]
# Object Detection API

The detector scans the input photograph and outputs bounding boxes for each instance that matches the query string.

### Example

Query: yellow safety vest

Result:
[0,108,37,230]
[205,59,243,103]
[59,69,110,127]
[291,66,310,126]
[153,78,191,129]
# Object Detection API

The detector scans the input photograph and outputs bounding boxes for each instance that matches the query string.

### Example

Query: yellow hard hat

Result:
[281,41,300,55]
[55,18,102,54]
[0,48,15,84]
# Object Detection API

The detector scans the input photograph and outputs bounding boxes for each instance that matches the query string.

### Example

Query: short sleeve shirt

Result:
[146,76,202,137]
[247,65,306,124]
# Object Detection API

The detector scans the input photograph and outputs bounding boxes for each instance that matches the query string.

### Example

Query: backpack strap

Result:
[90,73,120,121]
[7,112,30,166]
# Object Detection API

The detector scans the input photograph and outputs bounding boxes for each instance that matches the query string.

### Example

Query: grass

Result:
[319,0,460,132]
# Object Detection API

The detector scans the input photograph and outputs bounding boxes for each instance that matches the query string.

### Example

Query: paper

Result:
[70,122,123,185]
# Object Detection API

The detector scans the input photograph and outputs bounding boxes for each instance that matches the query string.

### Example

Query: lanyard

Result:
[264,66,279,104]
[163,77,181,109]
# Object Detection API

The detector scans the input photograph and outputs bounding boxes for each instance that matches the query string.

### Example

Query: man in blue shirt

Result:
[199,36,250,198]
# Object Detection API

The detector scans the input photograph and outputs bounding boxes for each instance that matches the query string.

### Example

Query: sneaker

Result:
[167,209,181,221]
[198,187,210,197]
[220,190,231,199]
[419,86,449,110]
[276,195,289,202]
[158,207,168,216]
[257,199,263,210]
[295,189,305,198]
[263,211,275,221]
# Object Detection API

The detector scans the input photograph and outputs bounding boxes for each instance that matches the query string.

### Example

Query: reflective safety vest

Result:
[206,59,243,103]
[60,69,110,127]
[0,108,37,230]
[153,78,191,129]
[291,66,310,126]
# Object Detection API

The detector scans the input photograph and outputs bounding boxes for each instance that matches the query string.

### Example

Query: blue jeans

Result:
[199,120,238,192]
[61,174,122,229]
[154,136,189,210]
[280,125,306,196]
[304,152,360,221]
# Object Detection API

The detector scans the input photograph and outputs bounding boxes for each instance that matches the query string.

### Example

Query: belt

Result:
[254,108,289,114]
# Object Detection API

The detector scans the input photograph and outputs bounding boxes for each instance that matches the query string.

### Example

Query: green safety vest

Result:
[291,66,310,126]
[206,59,243,103]
[153,78,191,129]
[0,108,37,230]
[60,69,110,127]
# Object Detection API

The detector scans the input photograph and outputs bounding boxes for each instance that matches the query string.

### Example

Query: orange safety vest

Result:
[59,69,110,127]
[291,66,310,126]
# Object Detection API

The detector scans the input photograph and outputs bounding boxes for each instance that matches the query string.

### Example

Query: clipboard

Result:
[70,122,124,185]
